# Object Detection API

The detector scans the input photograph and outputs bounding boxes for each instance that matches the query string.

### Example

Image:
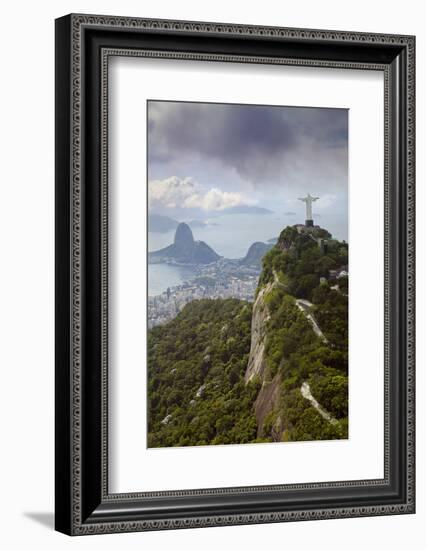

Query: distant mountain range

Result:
[149,222,276,267]
[149,221,277,267]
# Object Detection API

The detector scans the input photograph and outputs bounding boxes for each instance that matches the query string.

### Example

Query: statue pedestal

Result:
[305,219,314,227]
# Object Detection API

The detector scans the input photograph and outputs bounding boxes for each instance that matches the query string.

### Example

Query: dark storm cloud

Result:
[148,100,348,189]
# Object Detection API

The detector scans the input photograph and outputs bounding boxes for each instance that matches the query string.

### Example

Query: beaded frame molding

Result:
[55,14,415,535]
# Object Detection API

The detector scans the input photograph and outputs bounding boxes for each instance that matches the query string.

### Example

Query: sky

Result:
[147,100,348,239]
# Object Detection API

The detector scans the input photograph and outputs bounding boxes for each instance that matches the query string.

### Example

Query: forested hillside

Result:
[147,225,349,447]
[147,299,260,447]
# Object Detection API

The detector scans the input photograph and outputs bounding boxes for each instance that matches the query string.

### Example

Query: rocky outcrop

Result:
[174,221,195,248]
[276,226,298,252]
[240,241,273,267]
[244,275,288,440]
[244,281,273,383]
[149,222,220,264]
[254,373,282,439]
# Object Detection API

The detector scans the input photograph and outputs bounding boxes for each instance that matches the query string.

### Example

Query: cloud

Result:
[184,187,251,211]
[148,176,196,209]
[314,194,338,210]
[148,176,250,212]
[148,101,348,195]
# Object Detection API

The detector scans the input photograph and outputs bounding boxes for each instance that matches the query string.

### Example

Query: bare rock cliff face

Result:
[244,282,273,383]
[244,279,285,440]
[254,373,283,440]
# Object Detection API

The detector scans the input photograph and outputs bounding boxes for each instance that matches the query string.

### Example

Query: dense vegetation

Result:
[147,299,260,447]
[262,285,348,441]
[256,226,348,441]
[258,225,348,301]
[147,224,349,447]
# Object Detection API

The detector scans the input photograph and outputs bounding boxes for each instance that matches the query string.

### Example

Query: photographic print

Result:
[56,16,415,533]
[147,100,349,448]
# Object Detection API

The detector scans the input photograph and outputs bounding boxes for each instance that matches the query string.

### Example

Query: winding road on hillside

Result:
[300,382,338,425]
[272,270,328,343]
[271,273,338,429]
[295,299,328,343]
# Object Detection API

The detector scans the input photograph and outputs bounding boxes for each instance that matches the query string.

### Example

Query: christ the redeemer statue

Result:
[298,193,319,227]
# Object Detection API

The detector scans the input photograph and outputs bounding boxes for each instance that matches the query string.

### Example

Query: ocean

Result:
[148,212,347,296]
[148,264,197,296]
[148,213,290,296]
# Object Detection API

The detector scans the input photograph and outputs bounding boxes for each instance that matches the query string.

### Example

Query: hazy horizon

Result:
[148,100,348,241]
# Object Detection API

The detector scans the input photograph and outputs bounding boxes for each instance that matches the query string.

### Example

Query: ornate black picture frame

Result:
[55,14,415,535]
